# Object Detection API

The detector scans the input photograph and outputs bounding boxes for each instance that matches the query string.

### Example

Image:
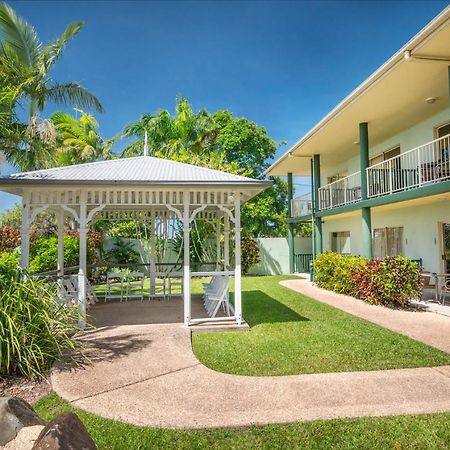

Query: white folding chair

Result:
[125,272,145,301]
[105,272,124,302]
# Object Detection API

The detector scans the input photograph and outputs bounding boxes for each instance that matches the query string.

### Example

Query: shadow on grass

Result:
[242,290,309,326]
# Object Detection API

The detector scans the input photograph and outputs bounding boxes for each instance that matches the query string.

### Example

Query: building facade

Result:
[267,6,450,276]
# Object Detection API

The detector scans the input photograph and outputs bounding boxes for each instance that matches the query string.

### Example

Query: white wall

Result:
[248,237,312,275]
[322,201,450,273]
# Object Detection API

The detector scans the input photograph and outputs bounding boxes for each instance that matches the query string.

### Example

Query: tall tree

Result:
[122,98,218,158]
[52,109,115,166]
[0,2,103,170]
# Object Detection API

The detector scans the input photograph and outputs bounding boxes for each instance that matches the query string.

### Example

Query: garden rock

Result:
[32,412,97,450]
[0,397,46,445]
[5,425,45,450]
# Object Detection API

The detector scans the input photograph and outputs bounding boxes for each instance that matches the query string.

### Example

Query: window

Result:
[331,231,351,254]
[327,173,347,184]
[369,146,400,167]
[373,227,403,259]
[436,122,450,139]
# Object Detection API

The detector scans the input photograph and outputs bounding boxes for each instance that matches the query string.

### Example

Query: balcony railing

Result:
[291,192,312,217]
[318,171,361,210]
[367,133,450,197]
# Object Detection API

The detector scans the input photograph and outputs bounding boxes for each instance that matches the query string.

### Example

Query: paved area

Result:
[51,295,450,429]
[281,279,450,354]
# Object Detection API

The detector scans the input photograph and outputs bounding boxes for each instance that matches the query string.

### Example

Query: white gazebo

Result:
[0,156,270,328]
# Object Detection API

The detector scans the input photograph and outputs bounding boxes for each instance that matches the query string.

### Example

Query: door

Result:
[442,223,450,273]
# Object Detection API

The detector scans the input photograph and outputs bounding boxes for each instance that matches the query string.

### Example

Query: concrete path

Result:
[51,296,450,429]
[281,279,450,354]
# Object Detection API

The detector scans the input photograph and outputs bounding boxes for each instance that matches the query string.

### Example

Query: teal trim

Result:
[287,173,295,273]
[361,207,372,258]
[359,122,369,200]
[312,155,321,212]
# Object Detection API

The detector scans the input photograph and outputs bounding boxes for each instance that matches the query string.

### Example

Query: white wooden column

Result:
[215,212,221,270]
[20,192,30,270]
[183,195,191,326]
[78,193,88,329]
[234,193,242,325]
[149,209,156,297]
[56,209,65,276]
[224,213,230,270]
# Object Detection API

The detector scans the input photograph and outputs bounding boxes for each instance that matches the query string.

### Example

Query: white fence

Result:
[318,171,361,210]
[367,134,450,197]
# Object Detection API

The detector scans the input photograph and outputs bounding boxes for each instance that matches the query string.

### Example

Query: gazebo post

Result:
[215,212,221,270]
[234,193,242,325]
[149,209,156,297]
[78,192,87,329]
[224,214,230,270]
[20,192,30,270]
[56,208,65,276]
[183,195,191,326]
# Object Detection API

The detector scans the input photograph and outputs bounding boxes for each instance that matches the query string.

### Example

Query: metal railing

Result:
[318,171,361,210]
[367,133,450,198]
[294,253,313,273]
[291,192,313,217]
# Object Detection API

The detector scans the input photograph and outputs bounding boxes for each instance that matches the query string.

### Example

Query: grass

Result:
[192,276,450,375]
[34,394,450,450]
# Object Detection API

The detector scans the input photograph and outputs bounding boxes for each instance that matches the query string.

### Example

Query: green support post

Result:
[287,172,295,273]
[359,122,372,258]
[312,155,322,278]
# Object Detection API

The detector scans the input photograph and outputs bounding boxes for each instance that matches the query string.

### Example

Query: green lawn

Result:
[192,276,450,375]
[34,394,450,450]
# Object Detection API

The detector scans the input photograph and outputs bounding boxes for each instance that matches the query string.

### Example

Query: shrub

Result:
[352,256,421,307]
[0,251,21,290]
[104,238,140,265]
[312,252,365,296]
[0,226,21,252]
[241,239,260,274]
[0,277,81,378]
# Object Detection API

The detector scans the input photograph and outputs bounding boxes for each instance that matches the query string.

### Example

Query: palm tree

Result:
[52,109,115,166]
[122,98,218,158]
[0,2,103,170]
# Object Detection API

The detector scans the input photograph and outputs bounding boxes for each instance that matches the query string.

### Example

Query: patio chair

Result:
[438,277,450,305]
[203,276,231,318]
[105,272,125,302]
[153,274,167,301]
[125,272,145,301]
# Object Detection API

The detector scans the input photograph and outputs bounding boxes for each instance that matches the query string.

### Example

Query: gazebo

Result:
[0,156,270,328]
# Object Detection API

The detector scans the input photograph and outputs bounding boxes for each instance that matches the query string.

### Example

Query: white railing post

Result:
[417,145,422,187]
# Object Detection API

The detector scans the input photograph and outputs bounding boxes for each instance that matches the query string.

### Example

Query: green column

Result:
[359,122,372,258]
[287,172,295,273]
[312,154,322,255]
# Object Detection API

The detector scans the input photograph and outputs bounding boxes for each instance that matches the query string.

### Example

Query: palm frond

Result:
[45,82,104,113]
[40,22,83,74]
[0,2,41,67]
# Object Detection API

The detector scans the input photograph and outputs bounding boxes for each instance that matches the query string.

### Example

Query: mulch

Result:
[0,375,52,404]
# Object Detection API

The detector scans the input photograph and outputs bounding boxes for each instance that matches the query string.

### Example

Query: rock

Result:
[0,397,46,445]
[32,412,96,450]
[5,425,45,450]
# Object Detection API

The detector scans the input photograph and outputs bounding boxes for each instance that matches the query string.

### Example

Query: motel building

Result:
[267,6,450,279]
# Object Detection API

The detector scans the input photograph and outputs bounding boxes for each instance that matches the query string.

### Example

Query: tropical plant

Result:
[0,226,20,251]
[0,249,20,289]
[52,109,115,165]
[241,239,260,274]
[122,98,218,158]
[0,2,103,170]
[0,276,81,377]
[104,238,140,265]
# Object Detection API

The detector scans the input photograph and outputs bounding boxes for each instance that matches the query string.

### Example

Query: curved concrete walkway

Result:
[51,292,450,429]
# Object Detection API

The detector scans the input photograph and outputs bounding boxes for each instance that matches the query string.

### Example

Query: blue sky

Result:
[1,0,448,210]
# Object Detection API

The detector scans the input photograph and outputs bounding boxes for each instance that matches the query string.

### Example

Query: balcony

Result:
[291,192,312,217]
[318,172,361,210]
[367,133,450,198]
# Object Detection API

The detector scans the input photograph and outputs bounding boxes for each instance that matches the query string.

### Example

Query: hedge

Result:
[312,252,421,307]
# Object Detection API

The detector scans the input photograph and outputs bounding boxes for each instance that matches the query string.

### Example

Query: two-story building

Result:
[266,6,450,276]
